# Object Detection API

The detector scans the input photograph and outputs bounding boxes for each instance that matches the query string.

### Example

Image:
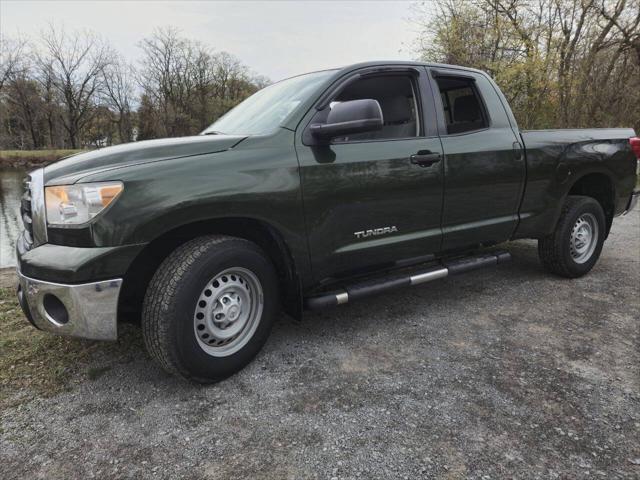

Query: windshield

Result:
[202,70,334,136]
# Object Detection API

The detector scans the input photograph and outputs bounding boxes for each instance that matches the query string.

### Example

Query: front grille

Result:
[21,175,34,249]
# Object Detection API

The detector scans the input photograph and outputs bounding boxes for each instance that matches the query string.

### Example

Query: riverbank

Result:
[0,267,143,409]
[0,149,84,169]
[0,267,16,289]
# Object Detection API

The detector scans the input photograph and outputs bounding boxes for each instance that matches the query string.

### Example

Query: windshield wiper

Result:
[204,131,224,136]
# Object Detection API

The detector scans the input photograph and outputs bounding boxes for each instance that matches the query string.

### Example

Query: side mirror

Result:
[310,99,383,142]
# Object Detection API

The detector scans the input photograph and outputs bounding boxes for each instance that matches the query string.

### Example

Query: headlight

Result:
[45,182,123,226]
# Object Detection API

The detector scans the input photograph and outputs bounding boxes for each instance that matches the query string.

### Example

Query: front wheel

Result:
[142,235,279,383]
[538,195,606,278]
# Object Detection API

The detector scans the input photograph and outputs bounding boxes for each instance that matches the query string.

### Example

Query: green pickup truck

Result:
[16,61,639,382]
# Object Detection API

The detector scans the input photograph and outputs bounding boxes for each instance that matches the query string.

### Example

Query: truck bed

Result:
[515,127,637,239]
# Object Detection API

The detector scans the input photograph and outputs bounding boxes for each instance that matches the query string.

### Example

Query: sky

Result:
[1,0,427,82]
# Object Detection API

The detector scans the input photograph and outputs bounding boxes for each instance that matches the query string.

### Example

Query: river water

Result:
[0,168,27,268]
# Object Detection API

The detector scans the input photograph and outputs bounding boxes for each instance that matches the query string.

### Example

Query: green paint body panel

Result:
[296,137,444,282]
[17,240,144,284]
[16,61,638,305]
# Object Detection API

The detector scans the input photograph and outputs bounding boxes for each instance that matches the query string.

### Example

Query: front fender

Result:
[81,129,312,287]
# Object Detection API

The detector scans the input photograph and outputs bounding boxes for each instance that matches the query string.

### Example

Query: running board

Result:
[304,250,511,310]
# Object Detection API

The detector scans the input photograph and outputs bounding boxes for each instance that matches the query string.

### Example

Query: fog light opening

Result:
[42,294,69,326]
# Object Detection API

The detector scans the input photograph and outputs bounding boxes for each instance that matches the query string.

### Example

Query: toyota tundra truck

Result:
[15,61,640,382]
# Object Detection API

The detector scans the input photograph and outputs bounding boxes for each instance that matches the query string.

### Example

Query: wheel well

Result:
[117,218,302,323]
[568,173,615,234]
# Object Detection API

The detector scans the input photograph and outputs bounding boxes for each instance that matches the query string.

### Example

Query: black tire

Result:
[538,195,606,278]
[142,235,279,383]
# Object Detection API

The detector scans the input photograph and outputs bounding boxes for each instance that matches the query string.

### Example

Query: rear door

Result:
[427,67,525,250]
[296,67,445,284]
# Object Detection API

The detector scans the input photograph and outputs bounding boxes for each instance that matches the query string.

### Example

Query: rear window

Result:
[435,77,488,135]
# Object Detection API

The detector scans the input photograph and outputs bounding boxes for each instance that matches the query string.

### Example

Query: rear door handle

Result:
[410,151,442,167]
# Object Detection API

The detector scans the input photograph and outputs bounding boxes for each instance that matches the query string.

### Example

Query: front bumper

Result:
[17,270,122,340]
[15,236,144,340]
[623,190,639,215]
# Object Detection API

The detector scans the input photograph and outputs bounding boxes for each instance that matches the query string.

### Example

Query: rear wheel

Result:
[538,195,606,278]
[142,235,279,383]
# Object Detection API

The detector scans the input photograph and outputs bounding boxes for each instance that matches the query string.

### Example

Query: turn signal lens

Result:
[45,182,123,225]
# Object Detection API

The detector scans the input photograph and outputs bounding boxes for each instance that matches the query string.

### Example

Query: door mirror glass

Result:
[310,99,383,142]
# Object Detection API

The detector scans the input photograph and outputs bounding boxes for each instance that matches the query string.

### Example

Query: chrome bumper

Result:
[623,190,639,215]
[17,270,122,340]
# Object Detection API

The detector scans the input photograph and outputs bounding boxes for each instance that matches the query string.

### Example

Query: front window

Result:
[331,74,421,142]
[202,70,334,136]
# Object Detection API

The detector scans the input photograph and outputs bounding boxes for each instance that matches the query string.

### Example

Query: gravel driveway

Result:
[1,211,638,480]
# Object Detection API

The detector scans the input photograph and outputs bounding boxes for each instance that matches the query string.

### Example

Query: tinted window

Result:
[331,75,420,142]
[203,70,333,136]
[436,77,488,134]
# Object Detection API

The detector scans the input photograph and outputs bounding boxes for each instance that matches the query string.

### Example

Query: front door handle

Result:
[410,151,442,167]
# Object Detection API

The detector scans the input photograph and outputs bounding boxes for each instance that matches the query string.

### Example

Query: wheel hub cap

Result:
[569,213,598,264]
[193,268,264,357]
[213,293,242,326]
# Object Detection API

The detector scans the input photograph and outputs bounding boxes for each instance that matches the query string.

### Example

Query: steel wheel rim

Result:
[193,267,264,357]
[569,213,598,264]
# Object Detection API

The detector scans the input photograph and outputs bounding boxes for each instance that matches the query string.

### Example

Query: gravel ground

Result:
[1,210,639,480]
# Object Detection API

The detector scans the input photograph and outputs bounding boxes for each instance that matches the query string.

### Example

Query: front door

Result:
[296,68,445,284]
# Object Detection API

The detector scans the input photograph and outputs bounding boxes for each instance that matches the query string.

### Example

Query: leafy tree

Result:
[413,0,640,131]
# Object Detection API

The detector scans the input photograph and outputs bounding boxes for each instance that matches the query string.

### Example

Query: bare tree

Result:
[102,54,136,143]
[0,25,268,149]
[0,36,28,91]
[34,57,62,148]
[5,77,45,149]
[137,26,189,136]
[38,24,112,148]
[137,27,263,137]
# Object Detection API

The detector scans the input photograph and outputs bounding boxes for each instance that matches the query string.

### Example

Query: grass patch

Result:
[0,149,85,168]
[0,286,143,409]
[0,149,83,159]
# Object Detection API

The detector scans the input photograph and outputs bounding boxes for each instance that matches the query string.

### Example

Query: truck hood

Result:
[44,134,247,185]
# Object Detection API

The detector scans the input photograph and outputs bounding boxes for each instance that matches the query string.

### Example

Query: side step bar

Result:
[304,250,511,310]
